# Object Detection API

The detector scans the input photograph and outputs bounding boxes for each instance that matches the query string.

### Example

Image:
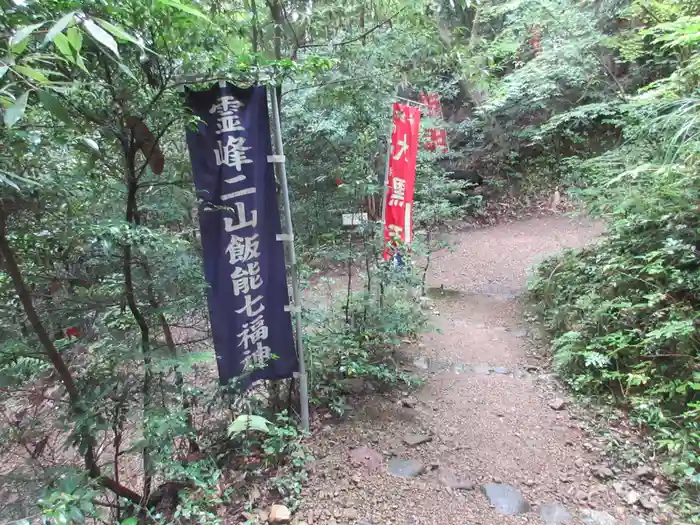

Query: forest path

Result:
[295,215,654,525]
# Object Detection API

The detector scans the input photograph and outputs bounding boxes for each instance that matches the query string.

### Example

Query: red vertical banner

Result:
[383,103,421,261]
[419,92,448,153]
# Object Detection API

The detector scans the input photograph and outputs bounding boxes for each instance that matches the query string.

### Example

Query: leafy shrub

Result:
[528,172,700,496]
[527,8,700,504]
[304,257,427,416]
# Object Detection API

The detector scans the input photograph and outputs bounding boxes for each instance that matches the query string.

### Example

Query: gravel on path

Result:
[296,215,647,525]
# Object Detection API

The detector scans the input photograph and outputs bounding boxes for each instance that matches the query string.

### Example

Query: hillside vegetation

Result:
[1,0,699,522]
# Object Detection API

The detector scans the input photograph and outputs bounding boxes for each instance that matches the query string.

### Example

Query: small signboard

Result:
[341,213,368,227]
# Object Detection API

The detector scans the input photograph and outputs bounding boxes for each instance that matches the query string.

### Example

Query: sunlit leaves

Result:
[66,26,83,54]
[44,12,78,44]
[82,19,120,57]
[4,90,29,128]
[228,414,273,435]
[13,65,50,83]
[79,137,100,155]
[52,32,75,61]
[94,19,144,48]
[9,23,44,50]
[158,0,211,21]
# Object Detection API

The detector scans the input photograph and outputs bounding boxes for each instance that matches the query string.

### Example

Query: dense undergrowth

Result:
[526,1,700,519]
[3,0,700,522]
[1,1,466,521]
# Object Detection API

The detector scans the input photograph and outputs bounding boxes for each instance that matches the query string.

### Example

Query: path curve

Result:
[300,215,623,525]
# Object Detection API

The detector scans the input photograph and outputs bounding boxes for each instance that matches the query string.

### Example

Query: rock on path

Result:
[300,216,607,524]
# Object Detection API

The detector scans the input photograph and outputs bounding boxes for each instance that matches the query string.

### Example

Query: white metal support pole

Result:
[268,88,310,432]
[380,129,392,227]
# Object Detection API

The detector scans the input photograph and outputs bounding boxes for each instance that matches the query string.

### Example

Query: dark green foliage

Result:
[0,2,466,523]
[526,2,700,516]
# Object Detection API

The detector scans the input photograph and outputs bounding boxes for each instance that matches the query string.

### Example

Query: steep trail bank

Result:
[295,215,659,525]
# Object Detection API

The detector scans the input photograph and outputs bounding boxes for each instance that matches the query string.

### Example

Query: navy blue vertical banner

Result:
[184,83,297,388]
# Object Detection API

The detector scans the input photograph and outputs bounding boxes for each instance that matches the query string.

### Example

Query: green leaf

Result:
[94,19,142,47]
[4,90,30,128]
[44,12,77,44]
[82,19,119,57]
[75,54,88,73]
[0,169,37,188]
[14,65,49,83]
[118,62,138,81]
[11,36,31,55]
[228,414,272,435]
[0,56,14,80]
[80,137,100,154]
[66,26,83,53]
[52,33,75,61]
[10,23,44,49]
[0,172,20,191]
[38,90,73,125]
[121,518,139,525]
[158,0,211,22]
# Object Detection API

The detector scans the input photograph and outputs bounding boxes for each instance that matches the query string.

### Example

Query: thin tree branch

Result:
[297,7,406,49]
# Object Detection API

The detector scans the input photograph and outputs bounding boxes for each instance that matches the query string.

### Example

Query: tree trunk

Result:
[0,201,142,504]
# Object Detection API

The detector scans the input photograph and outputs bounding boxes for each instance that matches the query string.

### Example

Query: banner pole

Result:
[380,129,391,228]
[269,87,310,432]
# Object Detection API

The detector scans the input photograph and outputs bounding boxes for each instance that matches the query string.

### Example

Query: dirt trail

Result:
[296,215,651,525]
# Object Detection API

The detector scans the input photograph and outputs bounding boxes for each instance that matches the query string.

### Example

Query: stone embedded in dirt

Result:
[412,356,451,373]
[349,446,383,471]
[403,434,432,447]
[539,502,574,524]
[625,490,641,506]
[581,509,617,525]
[437,467,475,491]
[481,484,531,515]
[343,508,359,520]
[628,517,647,525]
[401,397,418,408]
[514,369,529,379]
[593,466,614,480]
[387,458,426,478]
[339,377,366,394]
[472,363,492,375]
[613,482,626,498]
[512,328,528,337]
[548,398,567,411]
[269,504,291,524]
[413,356,429,370]
[639,496,656,510]
[635,465,653,479]
[652,475,670,493]
[493,366,509,374]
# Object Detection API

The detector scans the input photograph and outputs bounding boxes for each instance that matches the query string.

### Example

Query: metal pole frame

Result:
[268,87,310,432]
[380,130,392,228]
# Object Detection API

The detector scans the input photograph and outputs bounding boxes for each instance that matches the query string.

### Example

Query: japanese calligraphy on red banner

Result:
[383,103,421,261]
[419,92,448,153]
